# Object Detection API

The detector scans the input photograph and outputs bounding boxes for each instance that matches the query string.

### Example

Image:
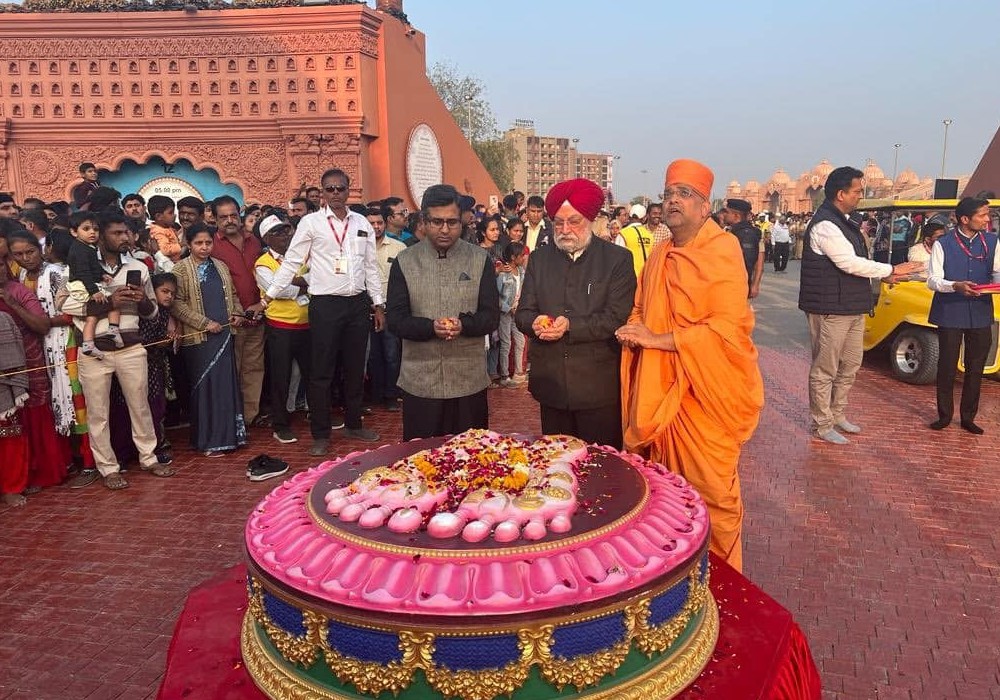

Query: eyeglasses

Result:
[393,209,409,217]
[662,186,703,201]
[323,184,348,193]
[552,216,586,230]
[427,217,462,229]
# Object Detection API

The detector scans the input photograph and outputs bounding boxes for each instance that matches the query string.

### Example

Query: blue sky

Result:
[409,0,1000,199]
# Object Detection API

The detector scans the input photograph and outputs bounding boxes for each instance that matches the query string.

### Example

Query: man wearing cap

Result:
[617,159,764,571]
[615,203,655,279]
[720,199,765,298]
[255,213,310,444]
[514,178,636,447]
[798,166,921,445]
[386,184,500,440]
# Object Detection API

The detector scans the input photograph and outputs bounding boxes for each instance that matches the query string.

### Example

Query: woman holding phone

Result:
[170,222,247,457]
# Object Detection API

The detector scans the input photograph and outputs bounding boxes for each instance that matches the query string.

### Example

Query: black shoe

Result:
[68,469,99,489]
[272,429,298,444]
[344,427,379,442]
[309,439,330,456]
[156,452,174,465]
[961,420,984,435]
[247,455,289,482]
[384,400,401,413]
[929,418,951,430]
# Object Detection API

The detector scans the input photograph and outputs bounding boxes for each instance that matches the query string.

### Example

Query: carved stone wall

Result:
[16,141,289,203]
[286,132,362,198]
[0,47,363,122]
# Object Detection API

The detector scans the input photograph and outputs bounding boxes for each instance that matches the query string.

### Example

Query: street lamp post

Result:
[892,143,903,198]
[940,119,953,179]
[640,169,649,207]
[464,95,474,140]
[572,137,579,178]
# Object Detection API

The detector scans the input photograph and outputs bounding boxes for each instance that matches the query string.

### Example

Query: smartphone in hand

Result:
[125,269,142,289]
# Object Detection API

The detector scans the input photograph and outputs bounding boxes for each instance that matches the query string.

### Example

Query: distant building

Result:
[504,120,614,200]
[724,159,945,214]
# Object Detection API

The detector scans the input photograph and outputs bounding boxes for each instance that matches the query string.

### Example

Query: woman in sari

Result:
[8,229,96,485]
[0,231,71,489]
[170,222,247,456]
[0,310,30,507]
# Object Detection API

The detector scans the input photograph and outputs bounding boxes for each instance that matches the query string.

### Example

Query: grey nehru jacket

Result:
[395,240,490,400]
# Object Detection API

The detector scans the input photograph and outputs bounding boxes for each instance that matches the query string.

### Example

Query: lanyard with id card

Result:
[328,215,351,275]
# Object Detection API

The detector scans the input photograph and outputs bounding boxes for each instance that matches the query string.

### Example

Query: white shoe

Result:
[814,429,849,445]
[834,420,861,434]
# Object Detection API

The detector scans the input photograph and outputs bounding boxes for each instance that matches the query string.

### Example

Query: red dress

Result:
[0,281,71,488]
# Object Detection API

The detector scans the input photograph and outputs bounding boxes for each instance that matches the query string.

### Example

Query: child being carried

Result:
[67,212,122,359]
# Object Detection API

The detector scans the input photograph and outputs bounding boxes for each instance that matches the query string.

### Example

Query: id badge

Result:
[333,255,349,275]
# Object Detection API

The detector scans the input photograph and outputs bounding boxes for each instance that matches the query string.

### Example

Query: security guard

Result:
[721,198,764,298]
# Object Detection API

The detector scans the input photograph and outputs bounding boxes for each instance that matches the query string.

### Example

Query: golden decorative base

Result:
[241,598,719,700]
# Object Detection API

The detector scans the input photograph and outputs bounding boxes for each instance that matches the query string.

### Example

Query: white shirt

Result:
[525,221,545,251]
[809,220,892,279]
[265,206,384,305]
[770,222,791,244]
[255,251,309,302]
[927,230,1000,293]
[375,234,406,299]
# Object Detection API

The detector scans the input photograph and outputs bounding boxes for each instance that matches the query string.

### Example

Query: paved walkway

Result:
[1,262,998,699]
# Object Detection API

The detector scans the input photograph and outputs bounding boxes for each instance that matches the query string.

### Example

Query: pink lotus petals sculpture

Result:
[324,430,586,543]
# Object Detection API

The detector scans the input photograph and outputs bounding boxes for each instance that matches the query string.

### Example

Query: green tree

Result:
[428,62,517,192]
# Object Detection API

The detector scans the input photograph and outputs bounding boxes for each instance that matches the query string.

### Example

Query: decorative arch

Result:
[70,145,285,203]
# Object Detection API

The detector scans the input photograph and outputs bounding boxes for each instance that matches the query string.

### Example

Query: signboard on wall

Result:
[137,176,204,206]
[405,123,443,206]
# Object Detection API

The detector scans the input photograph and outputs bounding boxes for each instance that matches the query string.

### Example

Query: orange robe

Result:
[621,218,764,571]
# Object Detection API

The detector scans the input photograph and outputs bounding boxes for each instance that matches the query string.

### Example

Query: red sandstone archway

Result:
[63,149,254,203]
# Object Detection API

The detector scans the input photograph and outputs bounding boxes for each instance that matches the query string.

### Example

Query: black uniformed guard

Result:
[721,199,764,298]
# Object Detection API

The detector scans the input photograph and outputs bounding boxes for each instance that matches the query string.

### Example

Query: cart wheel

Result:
[889,327,938,385]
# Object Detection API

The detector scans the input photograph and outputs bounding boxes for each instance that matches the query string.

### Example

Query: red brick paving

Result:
[1,353,999,700]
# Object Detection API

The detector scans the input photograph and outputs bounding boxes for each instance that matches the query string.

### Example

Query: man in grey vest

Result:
[798,166,921,444]
[386,184,500,440]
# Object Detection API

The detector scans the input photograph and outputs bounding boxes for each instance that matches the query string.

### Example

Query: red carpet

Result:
[157,553,820,700]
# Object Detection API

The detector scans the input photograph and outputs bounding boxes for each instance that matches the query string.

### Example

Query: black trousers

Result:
[401,390,488,441]
[773,242,790,271]
[540,402,622,449]
[936,326,992,423]
[308,294,370,438]
[266,324,311,431]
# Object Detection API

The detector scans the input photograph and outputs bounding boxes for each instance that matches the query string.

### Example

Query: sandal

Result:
[142,464,175,478]
[103,473,129,490]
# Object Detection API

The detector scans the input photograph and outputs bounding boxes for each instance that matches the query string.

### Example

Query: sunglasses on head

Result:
[324,184,348,193]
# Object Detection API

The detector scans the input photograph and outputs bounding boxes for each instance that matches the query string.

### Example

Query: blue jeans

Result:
[368,327,402,402]
[498,312,525,378]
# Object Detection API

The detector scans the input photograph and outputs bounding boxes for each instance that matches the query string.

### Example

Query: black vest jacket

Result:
[798,200,875,315]
[731,221,761,281]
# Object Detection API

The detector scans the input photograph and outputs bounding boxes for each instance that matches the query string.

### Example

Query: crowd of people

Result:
[0,164,670,504]
[5,156,991,578]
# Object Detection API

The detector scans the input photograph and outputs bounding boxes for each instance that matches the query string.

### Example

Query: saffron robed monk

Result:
[617,159,764,572]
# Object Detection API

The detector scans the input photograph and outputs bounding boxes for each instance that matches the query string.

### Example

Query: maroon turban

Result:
[544,178,605,221]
